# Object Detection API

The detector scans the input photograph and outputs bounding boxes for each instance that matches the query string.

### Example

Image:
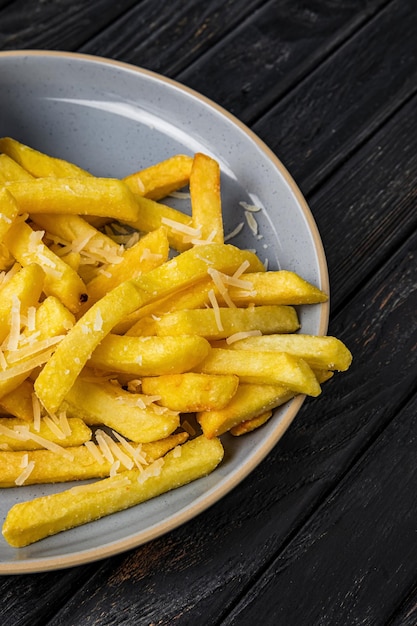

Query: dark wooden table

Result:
[0,1,416,624]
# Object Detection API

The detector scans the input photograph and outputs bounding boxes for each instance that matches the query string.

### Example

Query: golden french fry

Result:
[0,295,75,399]
[0,417,91,452]
[6,177,139,221]
[88,334,211,376]
[124,154,193,199]
[86,227,170,304]
[126,195,193,252]
[63,378,180,443]
[30,213,122,265]
[229,411,273,436]
[2,435,224,547]
[34,243,264,414]
[131,305,299,340]
[197,383,294,438]
[0,137,92,178]
[190,152,223,243]
[197,348,321,396]
[0,153,34,182]
[0,263,44,344]
[0,189,20,240]
[3,221,88,313]
[230,334,352,371]
[219,270,328,305]
[0,431,188,487]
[0,380,35,421]
[141,373,239,412]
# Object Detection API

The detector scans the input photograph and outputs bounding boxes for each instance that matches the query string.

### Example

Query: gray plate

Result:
[0,51,329,573]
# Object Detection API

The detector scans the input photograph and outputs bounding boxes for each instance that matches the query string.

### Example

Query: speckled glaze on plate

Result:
[0,50,329,573]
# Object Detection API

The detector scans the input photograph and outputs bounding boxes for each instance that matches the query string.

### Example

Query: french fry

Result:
[3,221,88,314]
[219,270,328,305]
[124,154,193,199]
[0,295,75,399]
[0,417,91,452]
[196,348,321,396]
[126,195,193,252]
[197,383,294,438]
[88,334,211,376]
[0,380,35,421]
[0,137,92,178]
[130,305,299,339]
[86,227,170,304]
[229,334,353,371]
[63,378,180,443]
[190,153,223,243]
[5,177,140,221]
[2,435,224,547]
[0,431,188,487]
[0,153,34,182]
[141,373,239,412]
[30,213,123,265]
[0,188,20,240]
[34,243,264,414]
[0,263,44,344]
[229,411,273,436]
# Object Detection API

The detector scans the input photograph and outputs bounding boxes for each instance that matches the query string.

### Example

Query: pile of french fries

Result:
[0,138,351,548]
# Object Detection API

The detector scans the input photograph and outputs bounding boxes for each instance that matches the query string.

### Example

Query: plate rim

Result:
[0,49,329,574]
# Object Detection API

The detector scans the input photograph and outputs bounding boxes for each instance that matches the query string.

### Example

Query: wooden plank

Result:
[40,185,417,623]
[80,0,267,75]
[220,392,417,625]
[251,0,417,194]
[178,0,390,120]
[0,0,141,49]
[309,92,417,313]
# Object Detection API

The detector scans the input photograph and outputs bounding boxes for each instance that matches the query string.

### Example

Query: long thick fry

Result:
[34,243,264,414]
[123,154,193,199]
[2,435,224,547]
[0,432,188,487]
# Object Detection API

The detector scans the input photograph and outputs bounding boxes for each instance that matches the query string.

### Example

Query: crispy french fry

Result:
[3,221,88,313]
[63,378,180,443]
[34,243,264,414]
[196,348,321,396]
[124,154,193,199]
[0,417,91,452]
[0,380,35,421]
[0,295,75,399]
[6,177,139,221]
[190,153,223,243]
[230,334,353,371]
[141,373,239,412]
[219,270,328,305]
[0,431,188,487]
[88,334,211,376]
[197,383,294,438]
[0,189,20,240]
[0,137,92,178]
[126,195,193,252]
[2,435,224,547]
[86,227,170,304]
[0,153,34,182]
[131,305,299,339]
[230,411,273,436]
[0,263,44,344]
[30,213,123,265]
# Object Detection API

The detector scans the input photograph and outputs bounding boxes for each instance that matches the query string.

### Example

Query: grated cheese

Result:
[26,306,37,333]
[59,410,72,437]
[20,453,29,468]
[6,334,65,364]
[208,289,223,331]
[226,330,262,345]
[15,460,35,486]
[93,309,103,332]
[110,460,121,477]
[224,222,245,242]
[95,429,115,464]
[207,268,235,308]
[15,426,74,460]
[112,431,149,468]
[239,201,262,213]
[244,210,259,236]
[0,346,56,381]
[31,393,41,432]
[137,457,164,484]
[0,424,28,440]
[43,415,66,440]
[0,347,7,370]
[7,295,22,352]
[168,191,191,200]
[161,217,201,239]
[84,440,105,465]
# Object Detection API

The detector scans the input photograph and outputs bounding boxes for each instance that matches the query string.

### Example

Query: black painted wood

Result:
[0,1,416,625]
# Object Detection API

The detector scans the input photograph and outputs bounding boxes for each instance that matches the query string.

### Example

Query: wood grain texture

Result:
[252,0,417,194]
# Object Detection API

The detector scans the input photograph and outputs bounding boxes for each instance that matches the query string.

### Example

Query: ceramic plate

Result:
[0,50,329,573]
